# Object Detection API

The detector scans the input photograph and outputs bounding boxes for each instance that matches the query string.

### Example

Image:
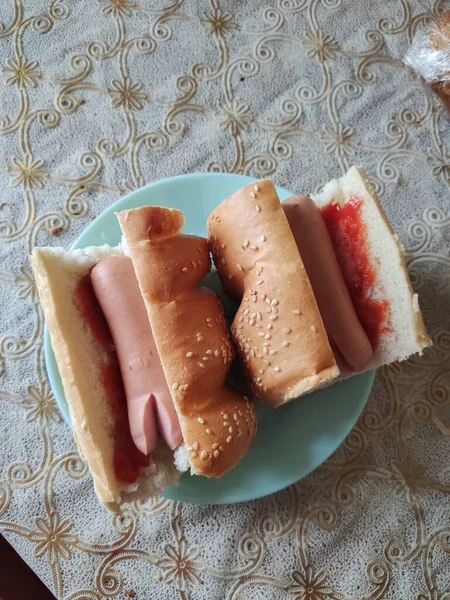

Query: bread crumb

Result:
[47,226,63,236]
[124,590,136,598]
[0,203,6,210]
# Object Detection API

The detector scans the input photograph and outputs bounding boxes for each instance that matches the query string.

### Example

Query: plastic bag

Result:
[404,12,450,112]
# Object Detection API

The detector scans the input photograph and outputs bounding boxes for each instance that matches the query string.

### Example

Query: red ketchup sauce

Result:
[73,272,149,484]
[320,198,390,349]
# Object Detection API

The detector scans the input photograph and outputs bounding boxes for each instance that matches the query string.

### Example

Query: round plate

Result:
[44,173,375,504]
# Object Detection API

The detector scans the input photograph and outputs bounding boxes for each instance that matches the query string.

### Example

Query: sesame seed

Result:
[259,369,265,374]
[244,309,250,315]
[206,428,212,434]
[311,325,317,333]
[206,318,212,323]
[172,382,179,390]
[251,191,256,199]
[257,312,262,320]
[255,205,261,212]
[214,450,220,458]
[267,324,273,330]
[258,332,265,337]
[264,333,271,339]
[260,234,266,242]
[221,243,226,249]
[227,436,232,443]
[197,261,202,266]
[293,309,301,315]
[251,245,259,250]
[237,263,244,271]
[193,442,199,450]
[214,349,219,357]
[269,349,277,355]
[191,261,196,268]
[191,451,197,458]
[197,335,204,341]
[274,367,281,372]
[263,346,268,354]
[219,445,224,451]
[249,319,255,325]
[270,315,278,321]
[197,246,202,253]
[256,280,264,285]
[201,450,208,459]
[216,216,221,223]
[254,184,259,192]
[182,267,188,272]
[271,299,278,306]
[221,258,226,265]
[203,357,208,361]
[186,352,193,358]
[282,341,289,347]
[252,295,257,302]
[244,239,250,248]
[233,413,238,420]
[265,298,271,304]
[284,328,292,334]
[212,443,219,449]
[223,413,228,419]
[237,429,242,437]
[224,421,229,427]
[251,349,255,357]
[199,362,205,369]
[198,417,205,424]
[228,274,233,280]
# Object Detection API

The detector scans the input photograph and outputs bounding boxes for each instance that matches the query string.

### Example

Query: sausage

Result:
[282,196,373,372]
[91,255,182,455]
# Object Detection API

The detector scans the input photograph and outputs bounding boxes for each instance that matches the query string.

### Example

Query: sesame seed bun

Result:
[207,179,339,408]
[117,207,256,478]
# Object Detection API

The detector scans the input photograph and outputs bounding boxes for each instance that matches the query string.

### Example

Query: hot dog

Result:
[91,255,182,456]
[31,209,257,508]
[207,166,431,406]
[282,195,373,372]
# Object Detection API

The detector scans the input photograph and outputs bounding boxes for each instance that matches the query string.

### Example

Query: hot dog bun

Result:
[312,165,432,366]
[31,245,184,510]
[206,180,339,408]
[117,207,257,478]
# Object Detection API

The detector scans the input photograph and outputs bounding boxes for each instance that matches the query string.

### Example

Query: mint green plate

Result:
[44,173,375,504]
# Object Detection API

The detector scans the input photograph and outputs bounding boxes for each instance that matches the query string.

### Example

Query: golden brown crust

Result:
[117,207,256,478]
[207,179,339,408]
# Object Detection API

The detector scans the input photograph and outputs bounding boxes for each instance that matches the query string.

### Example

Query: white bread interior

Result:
[312,166,432,367]
[31,245,183,510]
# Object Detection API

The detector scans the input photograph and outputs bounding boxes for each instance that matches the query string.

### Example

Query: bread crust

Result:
[117,207,257,478]
[206,179,339,408]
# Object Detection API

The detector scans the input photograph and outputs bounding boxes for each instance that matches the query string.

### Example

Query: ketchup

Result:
[73,272,149,484]
[320,198,390,349]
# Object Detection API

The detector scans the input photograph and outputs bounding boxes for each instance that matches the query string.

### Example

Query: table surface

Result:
[1,1,449,599]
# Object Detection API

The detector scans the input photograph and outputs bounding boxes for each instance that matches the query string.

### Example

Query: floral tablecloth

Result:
[1,1,450,599]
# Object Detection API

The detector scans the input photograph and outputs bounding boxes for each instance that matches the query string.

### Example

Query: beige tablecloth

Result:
[1,1,450,598]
